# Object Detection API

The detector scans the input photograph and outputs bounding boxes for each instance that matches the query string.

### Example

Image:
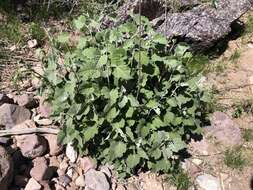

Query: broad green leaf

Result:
[152,34,168,44]
[146,100,159,108]
[151,148,162,159]
[126,107,134,118]
[134,51,149,65]
[164,111,175,124]
[128,95,139,107]
[126,154,140,168]
[82,47,98,59]
[113,64,132,80]
[126,127,134,141]
[118,96,128,108]
[83,126,98,141]
[137,148,148,159]
[57,33,69,43]
[110,89,119,105]
[106,107,119,121]
[98,55,108,67]
[112,119,125,129]
[175,44,189,57]
[77,37,88,49]
[73,15,86,30]
[114,142,127,158]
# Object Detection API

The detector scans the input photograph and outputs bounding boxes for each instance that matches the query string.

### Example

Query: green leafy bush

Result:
[41,15,210,177]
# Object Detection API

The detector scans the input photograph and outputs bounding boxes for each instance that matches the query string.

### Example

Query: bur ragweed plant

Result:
[41,14,210,177]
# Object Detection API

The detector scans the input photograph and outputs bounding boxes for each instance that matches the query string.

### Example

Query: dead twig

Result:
[0,128,60,137]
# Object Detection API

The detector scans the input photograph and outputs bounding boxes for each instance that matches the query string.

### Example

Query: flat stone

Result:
[66,143,78,163]
[192,158,203,166]
[0,104,31,129]
[25,178,42,190]
[208,112,242,146]
[16,134,48,159]
[16,94,38,109]
[196,174,221,190]
[59,175,72,187]
[189,138,211,156]
[79,157,96,173]
[30,157,54,181]
[44,134,63,156]
[37,97,52,118]
[75,175,85,187]
[85,169,110,190]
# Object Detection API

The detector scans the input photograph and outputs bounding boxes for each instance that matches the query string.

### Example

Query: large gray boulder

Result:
[158,0,253,49]
[115,0,253,50]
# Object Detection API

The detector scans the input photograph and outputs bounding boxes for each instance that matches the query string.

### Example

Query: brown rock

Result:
[59,175,72,187]
[85,169,110,190]
[16,134,48,159]
[16,94,38,109]
[14,175,29,187]
[0,104,31,129]
[0,145,13,190]
[44,134,63,156]
[30,157,54,181]
[208,111,242,146]
[79,157,96,173]
[75,175,85,187]
[24,178,41,190]
[38,97,52,118]
[116,184,126,190]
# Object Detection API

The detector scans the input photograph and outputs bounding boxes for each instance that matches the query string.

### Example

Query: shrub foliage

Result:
[41,15,210,177]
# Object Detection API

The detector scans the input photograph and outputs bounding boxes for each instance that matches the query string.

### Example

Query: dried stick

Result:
[0,128,60,137]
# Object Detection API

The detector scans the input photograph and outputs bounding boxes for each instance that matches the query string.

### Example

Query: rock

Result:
[182,159,201,177]
[25,178,42,190]
[44,134,63,156]
[158,0,253,50]
[0,93,14,106]
[0,145,13,190]
[208,111,242,146]
[14,175,29,187]
[196,174,221,190]
[126,183,139,190]
[49,156,60,168]
[28,39,38,48]
[16,134,48,159]
[59,158,68,172]
[0,137,11,145]
[139,172,163,190]
[100,165,112,178]
[66,143,78,163]
[16,94,38,109]
[189,138,211,156]
[116,184,126,190]
[192,158,203,166]
[59,175,72,187]
[116,0,253,50]
[0,104,31,129]
[34,115,53,126]
[38,98,52,118]
[79,157,96,173]
[75,175,85,187]
[30,157,53,181]
[85,169,110,190]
